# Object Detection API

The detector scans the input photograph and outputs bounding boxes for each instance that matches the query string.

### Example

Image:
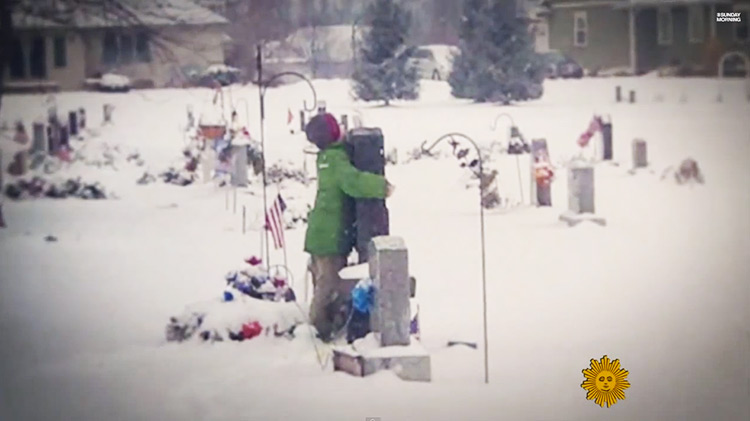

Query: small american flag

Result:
[265,194,287,249]
[577,116,602,148]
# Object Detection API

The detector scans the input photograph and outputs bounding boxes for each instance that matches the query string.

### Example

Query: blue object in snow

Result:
[214,138,230,152]
[351,278,374,314]
[223,291,234,302]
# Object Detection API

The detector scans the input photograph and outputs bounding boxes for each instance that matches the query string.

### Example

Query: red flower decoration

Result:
[242,321,263,340]
[245,256,262,266]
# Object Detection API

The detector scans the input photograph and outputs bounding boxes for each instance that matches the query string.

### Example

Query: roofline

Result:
[548,1,624,8]
[547,0,734,9]
[612,0,733,9]
[12,1,229,31]
[13,20,229,32]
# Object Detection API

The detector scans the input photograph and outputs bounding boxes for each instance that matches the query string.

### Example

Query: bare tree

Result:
[224,0,296,78]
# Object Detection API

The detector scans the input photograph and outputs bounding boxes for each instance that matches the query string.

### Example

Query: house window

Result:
[136,32,151,63]
[120,34,134,64]
[735,5,749,43]
[573,11,587,47]
[54,36,67,67]
[657,7,673,45]
[10,38,25,79]
[103,32,119,65]
[29,36,47,79]
[688,6,704,43]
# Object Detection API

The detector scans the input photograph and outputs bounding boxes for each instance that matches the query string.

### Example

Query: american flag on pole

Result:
[577,116,602,148]
[265,194,287,249]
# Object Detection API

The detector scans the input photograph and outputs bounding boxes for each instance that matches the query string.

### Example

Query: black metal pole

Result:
[478,156,489,385]
[491,113,525,203]
[422,133,489,384]
[257,44,271,266]
[254,63,319,266]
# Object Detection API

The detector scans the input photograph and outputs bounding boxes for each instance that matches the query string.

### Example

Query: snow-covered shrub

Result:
[266,162,309,185]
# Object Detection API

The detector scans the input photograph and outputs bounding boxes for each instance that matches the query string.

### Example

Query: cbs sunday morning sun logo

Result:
[716,12,742,23]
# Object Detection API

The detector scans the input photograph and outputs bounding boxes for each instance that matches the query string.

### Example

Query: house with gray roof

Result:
[7,0,230,91]
[537,0,750,75]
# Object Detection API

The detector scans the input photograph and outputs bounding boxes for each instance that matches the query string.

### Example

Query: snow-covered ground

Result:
[1,77,749,421]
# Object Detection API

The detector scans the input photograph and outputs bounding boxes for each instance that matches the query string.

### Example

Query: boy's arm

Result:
[331,151,387,199]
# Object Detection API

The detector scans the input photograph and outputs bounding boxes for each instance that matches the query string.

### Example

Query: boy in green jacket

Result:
[304,113,393,341]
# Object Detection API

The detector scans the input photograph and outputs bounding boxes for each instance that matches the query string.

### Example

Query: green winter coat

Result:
[304,143,386,256]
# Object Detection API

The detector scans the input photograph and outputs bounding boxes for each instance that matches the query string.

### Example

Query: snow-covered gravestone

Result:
[202,148,216,183]
[531,139,552,207]
[230,136,250,187]
[332,236,431,382]
[32,123,45,155]
[103,104,113,124]
[559,162,606,227]
[369,236,410,346]
[632,139,648,169]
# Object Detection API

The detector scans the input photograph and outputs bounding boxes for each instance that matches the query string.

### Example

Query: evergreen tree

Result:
[351,0,419,105]
[448,0,488,99]
[449,0,544,103]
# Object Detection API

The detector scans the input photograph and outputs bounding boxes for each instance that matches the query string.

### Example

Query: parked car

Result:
[409,45,455,80]
[84,73,132,93]
[198,64,242,87]
[721,55,749,78]
[541,51,584,79]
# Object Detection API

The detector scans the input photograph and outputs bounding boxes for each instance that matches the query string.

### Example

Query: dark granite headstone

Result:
[68,111,78,136]
[79,108,86,129]
[601,118,613,161]
[346,127,389,263]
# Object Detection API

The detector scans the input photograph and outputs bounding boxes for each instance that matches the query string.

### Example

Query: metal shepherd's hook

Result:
[491,113,525,203]
[490,112,516,134]
[421,132,490,385]
[256,44,318,266]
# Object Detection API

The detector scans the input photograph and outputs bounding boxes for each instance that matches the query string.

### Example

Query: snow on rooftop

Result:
[13,0,227,30]
[616,0,731,7]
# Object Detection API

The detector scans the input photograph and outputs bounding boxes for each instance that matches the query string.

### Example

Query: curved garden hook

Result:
[489,113,516,132]
[268,264,295,283]
[261,72,318,113]
[421,132,482,161]
[421,131,491,385]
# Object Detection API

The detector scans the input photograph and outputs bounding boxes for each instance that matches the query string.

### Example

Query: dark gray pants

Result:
[309,255,357,339]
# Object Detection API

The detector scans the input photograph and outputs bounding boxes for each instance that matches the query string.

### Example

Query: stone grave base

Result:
[559,211,607,227]
[333,339,431,382]
[626,167,656,176]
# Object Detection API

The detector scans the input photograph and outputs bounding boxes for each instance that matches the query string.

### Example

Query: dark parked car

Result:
[541,51,584,79]
[721,55,749,78]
